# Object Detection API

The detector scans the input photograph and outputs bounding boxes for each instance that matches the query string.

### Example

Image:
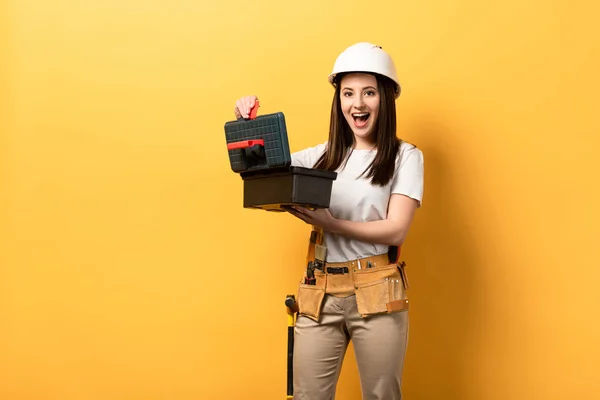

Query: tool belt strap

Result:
[305,226,324,264]
[324,253,391,271]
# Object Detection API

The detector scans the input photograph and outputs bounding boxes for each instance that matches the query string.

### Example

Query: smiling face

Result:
[339,73,380,144]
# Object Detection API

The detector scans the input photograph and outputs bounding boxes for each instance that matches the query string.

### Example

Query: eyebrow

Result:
[341,86,377,91]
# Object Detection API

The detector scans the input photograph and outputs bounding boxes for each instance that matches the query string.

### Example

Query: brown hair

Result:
[313,72,402,186]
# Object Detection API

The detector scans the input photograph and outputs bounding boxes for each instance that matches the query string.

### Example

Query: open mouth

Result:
[352,112,370,128]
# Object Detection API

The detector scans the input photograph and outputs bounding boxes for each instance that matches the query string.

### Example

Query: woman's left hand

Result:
[287,206,336,230]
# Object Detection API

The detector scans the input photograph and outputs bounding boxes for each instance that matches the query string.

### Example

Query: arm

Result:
[328,194,419,246]
[289,145,423,245]
[290,193,419,246]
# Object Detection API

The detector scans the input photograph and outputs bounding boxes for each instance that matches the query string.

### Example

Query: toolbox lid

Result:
[240,166,337,180]
[224,112,292,173]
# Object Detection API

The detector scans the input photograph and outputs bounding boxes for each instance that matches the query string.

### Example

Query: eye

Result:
[364,90,376,96]
[342,91,353,97]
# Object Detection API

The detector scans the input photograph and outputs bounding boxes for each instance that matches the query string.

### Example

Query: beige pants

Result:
[293,293,409,400]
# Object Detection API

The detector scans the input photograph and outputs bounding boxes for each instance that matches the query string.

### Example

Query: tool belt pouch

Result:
[354,263,409,317]
[297,271,326,322]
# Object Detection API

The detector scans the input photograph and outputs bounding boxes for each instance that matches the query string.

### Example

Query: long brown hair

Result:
[313,72,402,186]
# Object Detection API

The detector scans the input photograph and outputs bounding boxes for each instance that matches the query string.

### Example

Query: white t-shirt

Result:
[291,141,424,262]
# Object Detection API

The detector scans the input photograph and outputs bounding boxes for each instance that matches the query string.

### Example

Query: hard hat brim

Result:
[328,71,401,99]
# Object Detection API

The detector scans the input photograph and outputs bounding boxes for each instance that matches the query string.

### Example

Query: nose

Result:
[353,94,365,109]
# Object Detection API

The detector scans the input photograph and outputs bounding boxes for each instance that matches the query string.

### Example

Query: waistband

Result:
[316,253,398,297]
[321,253,391,274]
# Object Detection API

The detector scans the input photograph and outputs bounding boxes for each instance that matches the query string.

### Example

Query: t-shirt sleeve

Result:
[391,145,424,207]
[291,142,328,168]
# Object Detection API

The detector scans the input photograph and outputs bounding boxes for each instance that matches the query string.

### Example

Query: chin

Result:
[351,129,375,140]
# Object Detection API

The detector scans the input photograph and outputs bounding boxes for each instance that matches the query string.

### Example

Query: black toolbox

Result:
[224,112,337,212]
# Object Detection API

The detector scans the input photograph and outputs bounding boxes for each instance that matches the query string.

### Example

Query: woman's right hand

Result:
[233,95,259,119]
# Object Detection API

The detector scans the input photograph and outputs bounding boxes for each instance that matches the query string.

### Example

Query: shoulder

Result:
[291,141,328,167]
[309,141,329,155]
[390,140,424,204]
[396,141,423,167]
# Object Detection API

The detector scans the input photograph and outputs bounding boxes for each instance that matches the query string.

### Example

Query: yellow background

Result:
[2,0,599,399]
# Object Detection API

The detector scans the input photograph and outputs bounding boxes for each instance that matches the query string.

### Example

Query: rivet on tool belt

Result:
[326,267,349,274]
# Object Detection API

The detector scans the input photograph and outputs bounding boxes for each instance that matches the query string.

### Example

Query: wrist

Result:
[327,217,342,234]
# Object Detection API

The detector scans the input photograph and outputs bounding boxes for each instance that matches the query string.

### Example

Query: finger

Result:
[294,206,310,214]
[284,207,300,216]
[286,208,308,223]
[291,209,305,219]
[236,99,247,119]
[240,96,248,116]
[242,98,251,118]
[245,96,255,115]
[297,213,309,223]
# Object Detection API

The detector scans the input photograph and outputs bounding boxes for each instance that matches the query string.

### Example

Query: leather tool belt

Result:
[296,227,410,322]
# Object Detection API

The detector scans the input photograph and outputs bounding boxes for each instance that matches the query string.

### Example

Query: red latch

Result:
[227,139,264,150]
[249,99,260,120]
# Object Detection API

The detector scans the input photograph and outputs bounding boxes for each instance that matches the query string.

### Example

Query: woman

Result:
[233,42,424,400]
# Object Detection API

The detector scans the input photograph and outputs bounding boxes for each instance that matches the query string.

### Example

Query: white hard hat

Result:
[328,42,401,98]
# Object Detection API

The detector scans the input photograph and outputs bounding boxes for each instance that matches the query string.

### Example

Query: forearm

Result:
[327,218,407,246]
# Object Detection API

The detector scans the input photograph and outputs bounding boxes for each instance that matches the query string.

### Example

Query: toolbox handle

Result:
[227,139,264,150]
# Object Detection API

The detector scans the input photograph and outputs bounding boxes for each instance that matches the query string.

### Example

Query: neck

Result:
[353,136,376,150]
